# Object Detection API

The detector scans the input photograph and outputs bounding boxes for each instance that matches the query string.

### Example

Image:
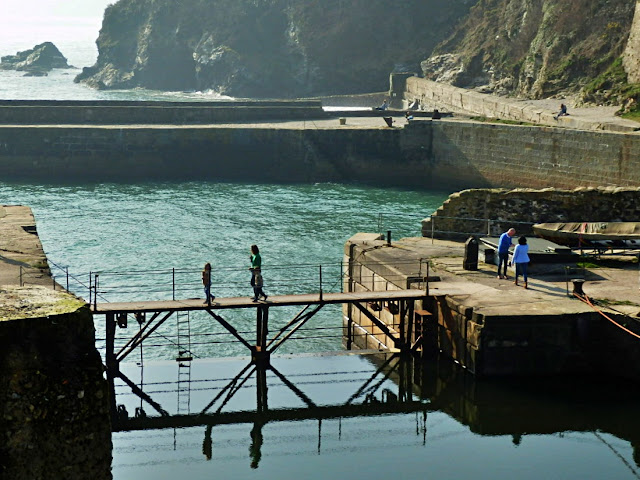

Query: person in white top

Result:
[512,236,530,289]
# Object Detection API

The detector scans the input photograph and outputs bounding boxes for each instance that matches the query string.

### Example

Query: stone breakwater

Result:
[0,100,326,125]
[0,206,111,480]
[343,233,640,378]
[1,102,640,189]
[397,76,640,133]
[422,187,640,239]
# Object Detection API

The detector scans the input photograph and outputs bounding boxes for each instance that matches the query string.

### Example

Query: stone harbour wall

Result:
[402,76,639,132]
[427,121,640,189]
[422,187,640,239]
[2,114,640,190]
[0,100,326,125]
[0,294,111,480]
[0,125,429,187]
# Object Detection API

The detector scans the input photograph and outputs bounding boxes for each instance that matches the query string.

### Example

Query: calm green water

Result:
[111,355,640,480]
[0,181,447,359]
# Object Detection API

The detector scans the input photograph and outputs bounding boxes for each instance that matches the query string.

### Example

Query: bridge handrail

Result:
[65,258,428,306]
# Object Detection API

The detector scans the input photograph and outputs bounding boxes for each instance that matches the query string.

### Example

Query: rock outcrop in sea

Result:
[0,42,73,76]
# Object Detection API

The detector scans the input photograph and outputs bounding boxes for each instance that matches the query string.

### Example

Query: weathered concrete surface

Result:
[344,233,640,378]
[401,76,640,132]
[0,205,51,288]
[0,285,85,321]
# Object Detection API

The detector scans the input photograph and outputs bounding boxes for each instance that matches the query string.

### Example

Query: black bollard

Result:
[572,279,585,296]
[463,236,479,270]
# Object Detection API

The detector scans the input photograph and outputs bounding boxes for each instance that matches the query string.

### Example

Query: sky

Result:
[0,0,114,62]
[2,0,113,21]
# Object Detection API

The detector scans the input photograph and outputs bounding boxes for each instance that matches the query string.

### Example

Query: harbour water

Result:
[0,181,445,360]
[2,6,640,479]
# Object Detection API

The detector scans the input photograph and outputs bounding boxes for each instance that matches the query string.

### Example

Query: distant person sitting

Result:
[554,103,568,120]
[405,111,414,123]
[375,99,389,111]
[432,108,441,120]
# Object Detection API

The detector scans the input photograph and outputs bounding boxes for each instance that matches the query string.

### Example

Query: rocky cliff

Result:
[422,0,637,102]
[75,0,475,97]
[76,0,640,102]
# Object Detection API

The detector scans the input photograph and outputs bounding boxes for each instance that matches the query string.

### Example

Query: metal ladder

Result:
[176,311,193,414]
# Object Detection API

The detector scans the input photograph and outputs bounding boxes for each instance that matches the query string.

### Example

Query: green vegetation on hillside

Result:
[582,57,640,121]
[424,0,635,101]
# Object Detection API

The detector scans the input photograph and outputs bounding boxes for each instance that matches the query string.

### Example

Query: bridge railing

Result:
[85,261,347,306]
[51,257,429,308]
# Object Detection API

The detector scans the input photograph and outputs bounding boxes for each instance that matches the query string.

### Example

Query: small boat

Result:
[532,222,640,249]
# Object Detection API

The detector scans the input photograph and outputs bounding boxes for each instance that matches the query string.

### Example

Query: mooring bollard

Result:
[572,278,585,296]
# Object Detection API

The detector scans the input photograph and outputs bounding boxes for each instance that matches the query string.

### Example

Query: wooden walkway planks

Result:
[91,289,428,314]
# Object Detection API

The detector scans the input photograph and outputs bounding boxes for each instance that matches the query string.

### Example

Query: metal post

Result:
[387,230,391,246]
[66,267,69,291]
[94,274,99,311]
[261,307,269,350]
[407,301,415,347]
[319,265,323,302]
[19,266,23,286]
[399,300,406,351]
[487,219,491,236]
[89,272,92,305]
[105,313,118,420]
[426,263,430,297]
[431,215,435,245]
[172,268,175,301]
[254,307,270,366]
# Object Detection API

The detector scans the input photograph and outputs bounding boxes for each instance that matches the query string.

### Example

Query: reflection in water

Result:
[111,354,640,479]
[249,421,264,469]
[202,425,213,461]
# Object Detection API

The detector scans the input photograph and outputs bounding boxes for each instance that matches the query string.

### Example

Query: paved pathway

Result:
[351,235,640,323]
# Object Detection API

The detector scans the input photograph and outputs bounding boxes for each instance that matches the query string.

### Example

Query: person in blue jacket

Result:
[497,228,516,279]
[512,236,531,288]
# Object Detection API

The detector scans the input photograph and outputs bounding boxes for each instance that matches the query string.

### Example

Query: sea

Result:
[2,4,640,479]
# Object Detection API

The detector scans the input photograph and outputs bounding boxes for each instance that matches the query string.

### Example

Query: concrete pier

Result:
[1,100,640,189]
[0,206,111,480]
[343,233,640,378]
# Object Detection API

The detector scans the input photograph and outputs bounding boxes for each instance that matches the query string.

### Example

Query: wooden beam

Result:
[205,309,253,351]
[352,302,400,349]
